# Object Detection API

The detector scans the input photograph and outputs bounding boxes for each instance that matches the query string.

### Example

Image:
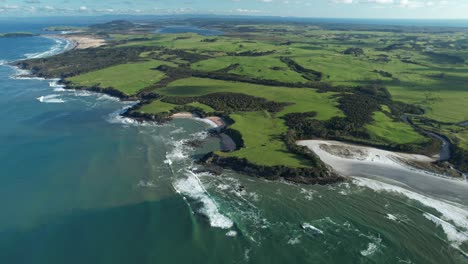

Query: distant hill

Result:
[89,20,135,31]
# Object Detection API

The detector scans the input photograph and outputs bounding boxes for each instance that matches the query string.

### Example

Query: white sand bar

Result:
[298,140,468,204]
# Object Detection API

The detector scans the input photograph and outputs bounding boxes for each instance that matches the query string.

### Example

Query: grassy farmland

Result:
[67,59,173,95]
[220,111,313,167]
[158,78,343,120]
[18,19,468,173]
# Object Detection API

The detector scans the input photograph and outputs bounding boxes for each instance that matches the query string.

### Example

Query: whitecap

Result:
[165,140,190,162]
[193,117,218,128]
[354,178,468,251]
[287,236,301,245]
[106,103,157,127]
[301,223,324,235]
[300,188,316,201]
[360,241,379,257]
[37,94,65,104]
[97,94,119,101]
[189,131,209,141]
[73,90,93,97]
[173,170,234,229]
[226,230,237,237]
[423,213,468,248]
[386,214,398,221]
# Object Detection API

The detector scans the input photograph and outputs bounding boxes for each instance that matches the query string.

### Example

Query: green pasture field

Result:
[137,100,177,114]
[366,111,429,145]
[220,111,312,167]
[157,77,343,120]
[191,56,307,83]
[67,60,173,95]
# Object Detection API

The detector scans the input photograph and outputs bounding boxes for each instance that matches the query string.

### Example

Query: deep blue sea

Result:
[0,19,467,264]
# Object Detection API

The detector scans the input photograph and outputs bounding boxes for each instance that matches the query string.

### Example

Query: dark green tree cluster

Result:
[227,50,276,57]
[343,47,364,56]
[162,92,291,113]
[280,57,323,81]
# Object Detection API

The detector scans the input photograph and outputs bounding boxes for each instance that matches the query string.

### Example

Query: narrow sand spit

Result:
[297,140,468,204]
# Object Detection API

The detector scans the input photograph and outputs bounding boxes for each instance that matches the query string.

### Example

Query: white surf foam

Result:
[423,213,468,247]
[354,178,468,250]
[105,103,151,127]
[173,170,234,229]
[97,94,119,101]
[360,241,380,257]
[287,236,301,245]
[189,131,209,141]
[48,80,67,92]
[226,230,237,237]
[165,139,190,162]
[37,94,65,104]
[300,188,317,201]
[193,117,218,128]
[73,90,94,97]
[301,223,324,235]
[24,37,70,59]
[386,214,398,221]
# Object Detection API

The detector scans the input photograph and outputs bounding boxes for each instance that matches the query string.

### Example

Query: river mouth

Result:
[155,26,224,36]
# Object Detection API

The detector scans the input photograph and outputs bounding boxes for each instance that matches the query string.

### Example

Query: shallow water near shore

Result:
[0,22,467,263]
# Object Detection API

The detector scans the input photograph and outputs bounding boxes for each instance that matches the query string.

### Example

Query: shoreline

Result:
[171,112,226,130]
[298,139,468,204]
[47,34,106,50]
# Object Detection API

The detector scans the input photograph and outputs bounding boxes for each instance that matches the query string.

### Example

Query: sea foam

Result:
[354,178,468,251]
[24,37,71,59]
[173,170,234,229]
[37,94,65,104]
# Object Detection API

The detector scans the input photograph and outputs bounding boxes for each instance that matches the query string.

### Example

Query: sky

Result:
[0,0,468,19]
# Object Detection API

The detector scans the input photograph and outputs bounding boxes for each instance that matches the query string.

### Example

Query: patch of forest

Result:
[282,85,434,153]
[280,57,323,81]
[161,92,292,113]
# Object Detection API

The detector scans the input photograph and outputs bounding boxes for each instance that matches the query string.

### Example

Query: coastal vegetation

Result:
[15,18,468,179]
[0,32,36,37]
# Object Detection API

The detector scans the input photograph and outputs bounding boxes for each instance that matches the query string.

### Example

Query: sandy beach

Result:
[298,139,468,204]
[54,34,106,49]
[172,113,227,129]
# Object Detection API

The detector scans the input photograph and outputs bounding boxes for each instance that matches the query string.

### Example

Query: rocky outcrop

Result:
[200,152,344,185]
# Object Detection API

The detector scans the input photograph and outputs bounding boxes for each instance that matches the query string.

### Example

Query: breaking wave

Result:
[360,238,381,257]
[24,37,72,59]
[173,170,234,229]
[37,94,65,104]
[354,177,468,252]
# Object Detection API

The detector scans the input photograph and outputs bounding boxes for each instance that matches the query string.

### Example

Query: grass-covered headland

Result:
[16,18,468,182]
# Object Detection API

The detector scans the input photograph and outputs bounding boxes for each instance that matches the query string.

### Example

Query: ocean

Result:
[0,20,467,264]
